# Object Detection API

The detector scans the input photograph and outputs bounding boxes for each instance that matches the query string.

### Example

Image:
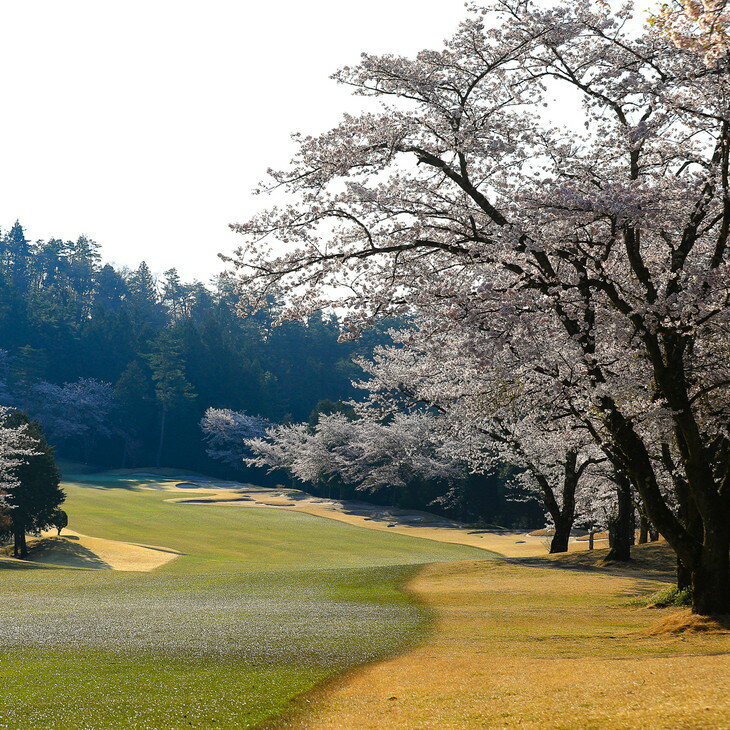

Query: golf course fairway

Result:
[0,472,491,728]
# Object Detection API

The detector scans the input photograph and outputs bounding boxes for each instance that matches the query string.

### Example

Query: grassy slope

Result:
[282,558,730,729]
[0,474,490,729]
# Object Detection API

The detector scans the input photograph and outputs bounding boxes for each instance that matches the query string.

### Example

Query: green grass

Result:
[0,472,492,728]
[626,583,693,608]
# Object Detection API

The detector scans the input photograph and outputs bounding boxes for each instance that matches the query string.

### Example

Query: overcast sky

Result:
[0,1,470,282]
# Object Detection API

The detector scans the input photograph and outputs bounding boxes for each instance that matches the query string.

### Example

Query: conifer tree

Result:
[94,264,128,312]
[145,332,196,467]
[1,221,31,291]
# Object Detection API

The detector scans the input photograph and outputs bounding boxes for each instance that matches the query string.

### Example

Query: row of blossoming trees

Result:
[223,0,729,615]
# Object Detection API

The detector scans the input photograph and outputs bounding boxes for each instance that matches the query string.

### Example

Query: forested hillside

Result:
[0,221,390,473]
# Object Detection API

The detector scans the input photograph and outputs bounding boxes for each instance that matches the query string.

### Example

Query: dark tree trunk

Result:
[549,517,572,554]
[155,406,167,469]
[677,557,691,592]
[588,531,595,550]
[638,514,649,544]
[691,526,730,615]
[14,531,28,559]
[546,450,579,554]
[649,527,660,542]
[606,472,633,562]
[598,399,730,614]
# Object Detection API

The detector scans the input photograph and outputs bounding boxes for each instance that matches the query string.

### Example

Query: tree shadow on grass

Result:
[0,555,55,571]
[27,536,113,569]
[614,578,675,599]
[333,500,460,529]
[506,555,675,584]
[63,477,142,491]
[130,543,185,556]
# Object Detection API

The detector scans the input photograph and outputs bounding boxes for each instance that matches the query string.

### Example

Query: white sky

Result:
[0,0,470,282]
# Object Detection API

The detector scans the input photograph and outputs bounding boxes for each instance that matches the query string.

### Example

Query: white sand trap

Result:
[165,482,600,558]
[28,530,180,571]
[167,487,561,558]
[136,480,248,495]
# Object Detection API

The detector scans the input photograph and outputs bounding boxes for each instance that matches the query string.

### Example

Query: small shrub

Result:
[49,509,69,536]
[650,585,692,608]
[628,584,692,608]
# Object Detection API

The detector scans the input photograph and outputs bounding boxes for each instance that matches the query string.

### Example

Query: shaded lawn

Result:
[0,474,491,728]
[546,540,678,578]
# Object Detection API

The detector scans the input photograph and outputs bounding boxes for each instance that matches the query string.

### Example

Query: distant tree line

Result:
[0,221,393,475]
[0,220,541,527]
[202,406,542,528]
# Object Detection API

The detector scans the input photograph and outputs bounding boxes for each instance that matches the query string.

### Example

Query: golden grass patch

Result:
[647,610,730,637]
[547,541,677,577]
[278,559,730,729]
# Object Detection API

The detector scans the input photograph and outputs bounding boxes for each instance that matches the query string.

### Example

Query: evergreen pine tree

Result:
[94,264,128,312]
[162,268,183,318]
[1,221,31,291]
[114,360,157,466]
[145,332,196,467]
[128,261,157,303]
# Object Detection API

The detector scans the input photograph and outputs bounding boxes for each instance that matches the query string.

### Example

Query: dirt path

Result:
[26,530,180,571]
[277,559,730,730]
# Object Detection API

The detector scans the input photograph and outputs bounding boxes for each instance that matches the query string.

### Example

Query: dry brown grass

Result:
[277,559,730,729]
[648,610,730,637]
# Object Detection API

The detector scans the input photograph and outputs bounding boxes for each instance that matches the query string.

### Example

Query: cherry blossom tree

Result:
[23,379,118,461]
[246,411,463,502]
[227,0,730,614]
[351,323,615,553]
[0,406,37,513]
[200,407,271,469]
[246,337,617,553]
[652,0,729,64]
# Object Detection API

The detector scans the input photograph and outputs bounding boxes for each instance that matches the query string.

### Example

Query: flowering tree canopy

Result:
[246,410,463,492]
[23,379,118,448]
[0,406,37,511]
[227,0,730,614]
[653,0,729,64]
[351,321,618,551]
[200,407,272,469]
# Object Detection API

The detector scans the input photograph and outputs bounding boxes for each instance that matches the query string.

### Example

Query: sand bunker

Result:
[157,478,604,558]
[168,486,560,558]
[28,530,180,571]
